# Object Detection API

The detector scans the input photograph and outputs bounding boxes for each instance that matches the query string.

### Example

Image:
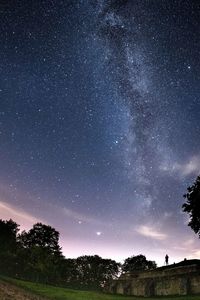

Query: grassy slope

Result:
[1,277,200,300]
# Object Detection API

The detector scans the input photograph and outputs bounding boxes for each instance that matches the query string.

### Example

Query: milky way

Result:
[1,1,200,265]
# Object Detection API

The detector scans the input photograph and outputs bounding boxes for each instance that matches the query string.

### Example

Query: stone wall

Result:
[155,275,189,296]
[190,275,200,294]
[106,261,200,297]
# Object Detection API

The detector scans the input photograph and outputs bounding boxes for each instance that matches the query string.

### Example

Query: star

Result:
[96,232,102,236]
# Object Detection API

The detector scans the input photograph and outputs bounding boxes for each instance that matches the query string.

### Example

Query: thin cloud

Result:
[0,201,41,230]
[187,249,200,260]
[183,239,195,247]
[174,156,200,176]
[136,225,167,240]
[193,250,200,257]
[160,155,200,177]
[163,212,173,219]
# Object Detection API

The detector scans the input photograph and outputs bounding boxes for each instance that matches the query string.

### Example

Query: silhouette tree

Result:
[68,255,120,290]
[0,219,19,252]
[122,254,156,272]
[0,219,144,288]
[59,258,79,287]
[19,223,62,255]
[0,219,19,275]
[183,175,200,237]
[17,222,63,283]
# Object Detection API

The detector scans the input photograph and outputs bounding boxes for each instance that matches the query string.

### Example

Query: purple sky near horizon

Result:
[1,0,200,266]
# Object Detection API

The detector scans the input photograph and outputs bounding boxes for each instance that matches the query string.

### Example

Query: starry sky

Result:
[1,0,200,266]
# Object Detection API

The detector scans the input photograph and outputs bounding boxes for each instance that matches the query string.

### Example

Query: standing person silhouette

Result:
[165,254,169,265]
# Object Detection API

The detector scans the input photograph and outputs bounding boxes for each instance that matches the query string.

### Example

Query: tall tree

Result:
[0,219,19,252]
[19,223,62,255]
[122,254,156,273]
[59,258,80,287]
[0,219,19,275]
[182,175,200,236]
[70,255,120,289]
[18,222,63,283]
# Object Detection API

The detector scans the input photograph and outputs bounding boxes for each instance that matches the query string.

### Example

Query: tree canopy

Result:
[0,219,160,290]
[122,254,156,273]
[0,219,20,275]
[19,222,62,255]
[183,175,200,237]
[0,219,19,253]
[0,219,121,289]
[74,255,120,289]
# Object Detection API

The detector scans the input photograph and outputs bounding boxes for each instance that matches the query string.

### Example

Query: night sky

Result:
[1,0,200,266]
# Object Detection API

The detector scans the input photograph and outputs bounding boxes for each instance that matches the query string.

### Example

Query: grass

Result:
[1,276,200,300]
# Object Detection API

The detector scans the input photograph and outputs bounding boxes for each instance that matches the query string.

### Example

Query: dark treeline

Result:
[0,219,156,290]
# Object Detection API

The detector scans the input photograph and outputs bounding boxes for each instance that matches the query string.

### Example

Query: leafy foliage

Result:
[19,223,62,255]
[0,219,19,275]
[0,219,19,253]
[0,219,159,290]
[183,175,200,236]
[0,219,120,289]
[74,255,120,289]
[122,254,156,272]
